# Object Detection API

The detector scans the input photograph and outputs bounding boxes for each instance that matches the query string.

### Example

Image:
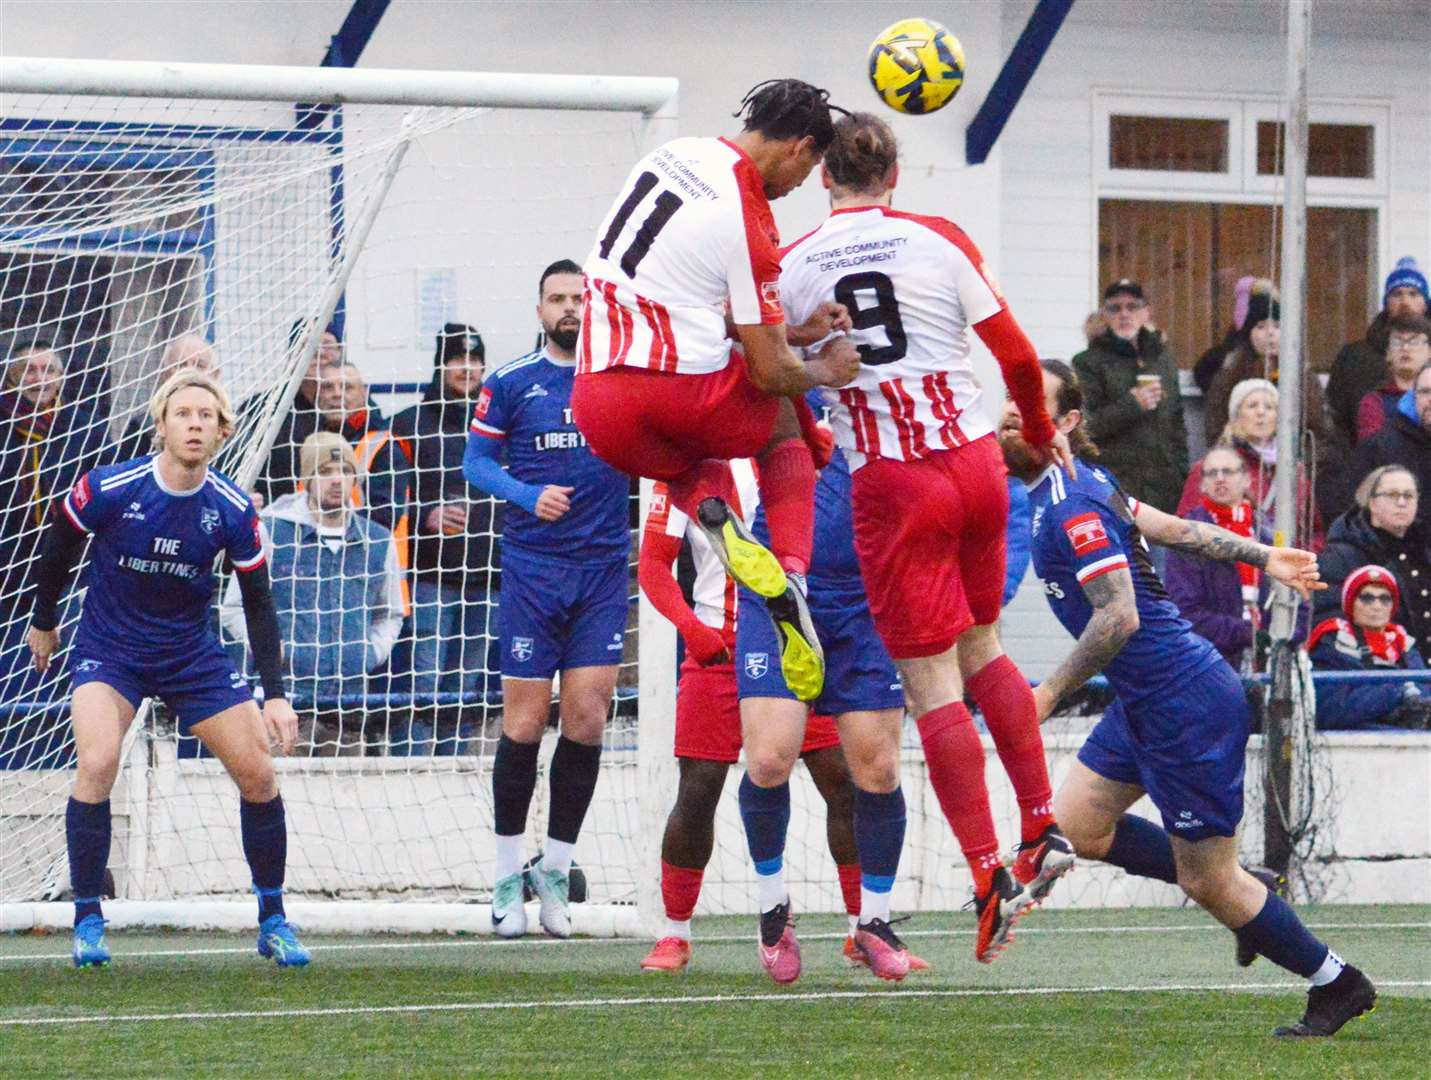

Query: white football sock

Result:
[755,868,787,914]
[494,833,525,882]
[848,914,858,936]
[541,838,575,876]
[665,918,692,942]
[1310,949,1345,987]
[860,886,892,926]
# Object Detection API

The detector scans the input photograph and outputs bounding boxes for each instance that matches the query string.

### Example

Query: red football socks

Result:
[967,655,1057,843]
[836,862,862,919]
[667,459,734,519]
[756,437,814,576]
[915,701,1001,894]
[660,861,704,923]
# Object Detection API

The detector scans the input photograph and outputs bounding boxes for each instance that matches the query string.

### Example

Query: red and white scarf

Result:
[1202,496,1261,614]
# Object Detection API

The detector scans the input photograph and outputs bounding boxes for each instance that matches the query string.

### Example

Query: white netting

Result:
[0,87,670,916]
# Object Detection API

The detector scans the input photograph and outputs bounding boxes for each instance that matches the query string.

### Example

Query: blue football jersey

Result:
[468,349,630,564]
[1026,459,1221,705]
[61,456,264,655]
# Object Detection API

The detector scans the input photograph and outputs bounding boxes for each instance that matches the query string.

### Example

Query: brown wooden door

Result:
[1099,199,1376,373]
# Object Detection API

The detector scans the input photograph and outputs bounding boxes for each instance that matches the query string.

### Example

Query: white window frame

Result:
[1091,91,1390,315]
[1095,94,1243,193]
[1242,99,1389,198]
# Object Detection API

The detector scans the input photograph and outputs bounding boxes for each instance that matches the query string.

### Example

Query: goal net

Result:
[0,59,1272,937]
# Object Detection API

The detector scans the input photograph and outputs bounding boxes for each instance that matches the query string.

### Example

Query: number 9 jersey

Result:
[580,136,786,377]
[779,206,1007,467]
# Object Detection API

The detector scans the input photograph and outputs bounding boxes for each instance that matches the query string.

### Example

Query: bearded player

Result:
[26,369,307,969]
[636,460,863,974]
[1001,360,1376,1039]
[777,112,1075,962]
[574,79,862,704]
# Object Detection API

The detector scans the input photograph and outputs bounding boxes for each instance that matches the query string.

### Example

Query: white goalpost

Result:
[0,57,1211,940]
[0,57,684,936]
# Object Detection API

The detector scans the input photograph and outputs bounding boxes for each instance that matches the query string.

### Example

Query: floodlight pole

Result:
[1264,0,1312,879]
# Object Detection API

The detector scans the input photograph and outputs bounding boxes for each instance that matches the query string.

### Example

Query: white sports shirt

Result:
[645,459,759,640]
[779,205,1006,467]
[579,136,784,376]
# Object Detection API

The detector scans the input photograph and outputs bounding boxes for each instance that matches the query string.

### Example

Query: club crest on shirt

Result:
[511,636,534,662]
[1063,512,1111,555]
[200,508,220,535]
[744,651,769,679]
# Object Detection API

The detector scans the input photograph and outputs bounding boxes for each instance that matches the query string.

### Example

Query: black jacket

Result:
[1325,312,1392,445]
[1350,410,1431,531]
[1071,327,1189,512]
[257,387,323,504]
[1315,508,1431,645]
[388,373,501,592]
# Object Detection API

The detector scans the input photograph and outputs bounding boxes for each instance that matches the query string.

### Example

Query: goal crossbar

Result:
[0,56,678,115]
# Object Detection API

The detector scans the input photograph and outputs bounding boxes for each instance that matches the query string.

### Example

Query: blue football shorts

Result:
[70,632,255,735]
[498,547,630,680]
[1077,659,1250,841]
[735,581,904,716]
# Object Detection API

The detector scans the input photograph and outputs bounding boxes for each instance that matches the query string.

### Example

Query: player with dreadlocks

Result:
[574,79,862,704]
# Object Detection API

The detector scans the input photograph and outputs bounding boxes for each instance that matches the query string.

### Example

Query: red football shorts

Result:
[571,352,781,482]
[851,434,1009,660]
[674,658,839,763]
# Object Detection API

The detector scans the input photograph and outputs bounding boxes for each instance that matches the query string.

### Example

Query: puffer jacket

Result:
[1350,386,1431,530]
[1307,616,1426,729]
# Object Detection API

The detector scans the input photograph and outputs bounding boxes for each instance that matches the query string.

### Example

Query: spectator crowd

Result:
[4,252,1428,745]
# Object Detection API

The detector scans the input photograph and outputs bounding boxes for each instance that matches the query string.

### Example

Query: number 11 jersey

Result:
[580,136,786,377]
[779,205,1006,467]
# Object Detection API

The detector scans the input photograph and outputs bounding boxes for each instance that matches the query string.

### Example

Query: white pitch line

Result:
[4,980,1429,1028]
[3,921,1425,964]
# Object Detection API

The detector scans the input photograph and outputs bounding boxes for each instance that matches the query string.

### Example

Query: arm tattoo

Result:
[1040,568,1138,707]
[1161,519,1269,568]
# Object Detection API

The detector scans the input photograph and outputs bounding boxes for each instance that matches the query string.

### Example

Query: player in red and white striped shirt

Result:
[573,80,862,704]
[779,113,1077,963]
[634,462,860,973]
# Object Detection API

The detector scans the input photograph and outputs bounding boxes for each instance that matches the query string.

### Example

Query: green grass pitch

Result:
[2,904,1427,1078]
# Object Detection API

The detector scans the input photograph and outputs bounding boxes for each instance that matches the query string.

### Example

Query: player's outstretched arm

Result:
[638,529,729,666]
[735,322,860,395]
[1033,567,1140,721]
[26,508,89,672]
[1132,501,1325,598]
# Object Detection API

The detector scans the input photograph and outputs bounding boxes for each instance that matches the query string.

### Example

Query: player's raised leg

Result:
[193,699,309,968]
[898,647,1030,963]
[958,624,1073,903]
[64,682,139,968]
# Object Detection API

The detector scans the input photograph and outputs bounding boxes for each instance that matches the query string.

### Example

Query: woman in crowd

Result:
[1307,565,1427,730]
[1316,465,1431,646]
[1204,289,1330,451]
[1178,378,1323,550]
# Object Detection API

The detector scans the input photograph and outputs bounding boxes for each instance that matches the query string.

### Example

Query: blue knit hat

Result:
[1384,256,1428,305]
